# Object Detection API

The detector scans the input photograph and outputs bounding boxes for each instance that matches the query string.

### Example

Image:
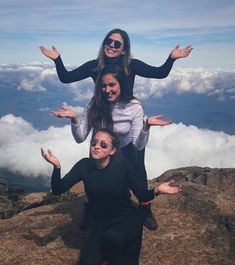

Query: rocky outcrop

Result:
[0,178,25,219]
[156,166,235,197]
[0,167,234,265]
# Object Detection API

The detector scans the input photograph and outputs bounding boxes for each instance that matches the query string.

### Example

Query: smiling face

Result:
[90,131,116,168]
[103,33,125,58]
[101,73,121,103]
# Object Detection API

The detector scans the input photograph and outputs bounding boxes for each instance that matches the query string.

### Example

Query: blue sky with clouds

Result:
[0,0,235,67]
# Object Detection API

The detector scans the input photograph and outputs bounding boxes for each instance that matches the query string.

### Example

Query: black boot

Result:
[79,202,94,230]
[141,203,158,231]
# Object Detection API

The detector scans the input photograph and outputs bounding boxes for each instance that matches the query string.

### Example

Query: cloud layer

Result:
[1,63,234,101]
[1,114,234,181]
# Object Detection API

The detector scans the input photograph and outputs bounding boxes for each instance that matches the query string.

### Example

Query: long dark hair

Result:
[97,28,132,75]
[88,65,133,131]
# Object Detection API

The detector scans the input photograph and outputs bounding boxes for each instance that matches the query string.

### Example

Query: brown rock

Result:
[20,192,47,210]
[156,166,235,196]
[0,196,88,265]
[0,167,234,265]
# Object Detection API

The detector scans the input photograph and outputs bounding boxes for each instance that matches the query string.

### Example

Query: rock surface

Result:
[0,178,25,219]
[0,167,234,265]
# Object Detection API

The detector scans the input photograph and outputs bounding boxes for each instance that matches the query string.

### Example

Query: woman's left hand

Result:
[170,44,193,59]
[155,180,182,194]
[147,115,172,127]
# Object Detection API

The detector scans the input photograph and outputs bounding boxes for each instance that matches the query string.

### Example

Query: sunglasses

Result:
[90,138,109,149]
[104,38,123,49]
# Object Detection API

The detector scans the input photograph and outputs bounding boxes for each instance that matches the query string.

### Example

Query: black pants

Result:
[79,211,143,265]
[121,143,148,190]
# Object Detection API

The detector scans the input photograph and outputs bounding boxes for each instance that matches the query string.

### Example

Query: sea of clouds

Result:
[0,114,235,181]
[0,62,235,181]
[1,62,235,101]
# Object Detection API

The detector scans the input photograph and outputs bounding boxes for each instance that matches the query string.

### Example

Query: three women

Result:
[40,29,191,229]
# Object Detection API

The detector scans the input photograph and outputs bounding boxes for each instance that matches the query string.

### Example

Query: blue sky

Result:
[0,0,235,67]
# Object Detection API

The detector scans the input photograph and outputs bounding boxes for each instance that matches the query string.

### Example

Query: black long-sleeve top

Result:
[54,56,175,96]
[51,158,155,220]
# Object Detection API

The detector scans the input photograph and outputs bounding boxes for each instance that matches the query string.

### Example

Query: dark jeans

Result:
[121,143,148,190]
[79,211,143,265]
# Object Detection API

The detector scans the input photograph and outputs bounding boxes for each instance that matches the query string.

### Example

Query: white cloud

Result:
[0,114,234,182]
[0,114,90,178]
[134,68,235,100]
[0,63,60,92]
[67,80,94,102]
[1,63,235,100]
[146,123,235,178]
[38,107,50,112]
[18,78,46,92]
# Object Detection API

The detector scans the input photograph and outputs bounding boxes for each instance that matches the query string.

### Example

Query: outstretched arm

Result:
[132,44,192,79]
[41,148,84,195]
[39,46,97,83]
[170,44,193,60]
[126,161,182,201]
[52,104,91,143]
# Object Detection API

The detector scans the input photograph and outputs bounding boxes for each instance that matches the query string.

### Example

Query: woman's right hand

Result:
[41,148,61,168]
[51,105,78,124]
[39,46,60,60]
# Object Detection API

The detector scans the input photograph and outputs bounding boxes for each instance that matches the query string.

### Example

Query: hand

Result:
[51,105,78,123]
[39,45,60,60]
[155,180,182,195]
[170,44,193,59]
[147,115,172,127]
[41,148,61,168]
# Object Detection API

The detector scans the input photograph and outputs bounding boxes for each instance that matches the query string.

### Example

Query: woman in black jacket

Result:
[41,128,182,265]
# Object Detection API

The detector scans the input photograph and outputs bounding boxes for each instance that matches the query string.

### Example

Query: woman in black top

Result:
[41,128,182,265]
[39,28,192,97]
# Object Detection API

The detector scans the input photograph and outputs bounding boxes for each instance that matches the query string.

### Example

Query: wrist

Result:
[143,117,150,131]
[71,116,78,125]
[169,53,177,60]
[54,164,61,169]
[154,186,160,196]
[53,55,60,62]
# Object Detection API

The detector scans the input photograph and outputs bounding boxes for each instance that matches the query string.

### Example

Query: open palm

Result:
[39,46,60,60]
[147,115,172,126]
[41,148,61,168]
[170,44,193,59]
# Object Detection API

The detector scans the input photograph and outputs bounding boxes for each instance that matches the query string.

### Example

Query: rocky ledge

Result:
[0,167,234,265]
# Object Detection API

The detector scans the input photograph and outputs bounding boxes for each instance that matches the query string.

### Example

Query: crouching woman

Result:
[41,128,182,265]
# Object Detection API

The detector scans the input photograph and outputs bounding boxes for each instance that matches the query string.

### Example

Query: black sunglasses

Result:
[90,138,109,149]
[104,38,123,49]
